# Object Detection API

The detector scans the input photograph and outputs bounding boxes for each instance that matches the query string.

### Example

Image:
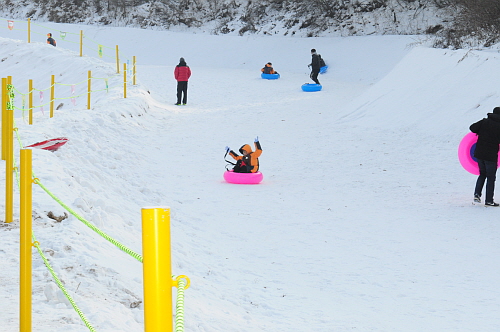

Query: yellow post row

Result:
[50,75,55,118]
[142,207,173,332]
[20,149,33,332]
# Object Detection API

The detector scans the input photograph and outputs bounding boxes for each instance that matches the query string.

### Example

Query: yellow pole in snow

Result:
[20,148,33,331]
[5,77,14,224]
[142,207,173,332]
[133,56,136,85]
[2,77,6,161]
[27,18,31,43]
[80,30,83,57]
[50,75,55,118]
[28,79,33,125]
[87,70,91,110]
[116,45,120,74]
[123,63,127,99]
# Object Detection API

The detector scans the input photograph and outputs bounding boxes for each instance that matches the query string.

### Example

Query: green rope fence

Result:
[2,19,130,62]
[10,105,98,332]
[3,21,188,331]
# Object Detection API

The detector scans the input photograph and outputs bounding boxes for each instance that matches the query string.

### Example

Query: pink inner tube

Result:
[223,170,263,184]
[458,132,500,175]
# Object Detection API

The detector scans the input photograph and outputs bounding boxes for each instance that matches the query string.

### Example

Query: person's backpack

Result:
[318,55,326,68]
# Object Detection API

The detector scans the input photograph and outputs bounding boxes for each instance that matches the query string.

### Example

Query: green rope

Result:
[175,279,187,332]
[9,82,189,330]
[10,118,96,331]
[34,179,143,263]
[32,234,97,332]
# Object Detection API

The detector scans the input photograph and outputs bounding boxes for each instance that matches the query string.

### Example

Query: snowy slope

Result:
[0,20,499,332]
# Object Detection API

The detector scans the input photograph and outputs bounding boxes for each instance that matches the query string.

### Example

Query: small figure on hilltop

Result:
[225,137,262,173]
[261,62,278,75]
[47,33,56,47]
[470,106,500,206]
[174,57,191,105]
[308,48,324,85]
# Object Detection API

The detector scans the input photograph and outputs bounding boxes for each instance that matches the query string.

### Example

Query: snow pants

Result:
[177,81,188,104]
[310,71,320,85]
[474,159,497,203]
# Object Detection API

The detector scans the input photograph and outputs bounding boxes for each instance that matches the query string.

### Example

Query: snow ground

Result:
[0,19,500,332]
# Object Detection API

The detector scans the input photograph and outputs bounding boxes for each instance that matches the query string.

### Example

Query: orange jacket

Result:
[229,141,262,173]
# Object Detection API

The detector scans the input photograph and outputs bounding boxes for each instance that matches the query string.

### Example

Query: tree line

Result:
[0,0,498,48]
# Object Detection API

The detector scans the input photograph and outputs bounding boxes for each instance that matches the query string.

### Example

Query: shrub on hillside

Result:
[434,0,500,48]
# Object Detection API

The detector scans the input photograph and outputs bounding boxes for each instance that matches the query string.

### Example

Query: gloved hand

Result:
[254,136,259,142]
[308,64,311,68]
[225,146,230,153]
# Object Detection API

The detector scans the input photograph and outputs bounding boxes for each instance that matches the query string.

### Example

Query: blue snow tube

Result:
[261,73,280,80]
[301,83,322,92]
[320,65,328,74]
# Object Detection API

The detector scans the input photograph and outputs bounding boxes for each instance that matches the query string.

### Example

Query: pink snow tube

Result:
[458,132,500,175]
[223,170,263,184]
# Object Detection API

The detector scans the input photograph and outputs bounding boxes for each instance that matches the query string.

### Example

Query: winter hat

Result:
[311,48,316,53]
[267,62,272,65]
[493,107,500,115]
[179,57,185,62]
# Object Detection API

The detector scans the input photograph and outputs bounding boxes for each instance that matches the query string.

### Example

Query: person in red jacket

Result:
[174,57,191,105]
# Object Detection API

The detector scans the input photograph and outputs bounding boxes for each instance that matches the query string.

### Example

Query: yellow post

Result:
[27,18,31,43]
[123,63,127,99]
[142,207,173,332]
[116,45,120,74]
[50,75,54,118]
[87,70,91,110]
[2,77,6,161]
[5,80,14,223]
[20,148,32,331]
[133,56,136,86]
[28,79,33,125]
[80,30,83,57]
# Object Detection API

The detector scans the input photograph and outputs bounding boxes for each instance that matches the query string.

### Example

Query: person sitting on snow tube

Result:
[227,137,262,173]
[261,63,278,75]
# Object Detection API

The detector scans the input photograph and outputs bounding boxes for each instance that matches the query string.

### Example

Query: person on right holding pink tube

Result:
[470,106,500,206]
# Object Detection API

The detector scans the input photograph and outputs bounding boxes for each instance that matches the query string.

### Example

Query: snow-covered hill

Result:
[1,20,500,332]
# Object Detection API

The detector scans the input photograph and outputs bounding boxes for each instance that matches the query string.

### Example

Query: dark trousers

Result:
[233,160,252,173]
[310,71,320,84]
[474,159,497,203]
[176,81,188,104]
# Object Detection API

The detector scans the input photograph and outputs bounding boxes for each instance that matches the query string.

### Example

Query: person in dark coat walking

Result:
[470,106,500,206]
[308,48,321,85]
[174,57,191,105]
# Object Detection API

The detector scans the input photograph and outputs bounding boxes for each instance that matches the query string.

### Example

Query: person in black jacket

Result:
[470,107,500,206]
[308,48,321,85]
